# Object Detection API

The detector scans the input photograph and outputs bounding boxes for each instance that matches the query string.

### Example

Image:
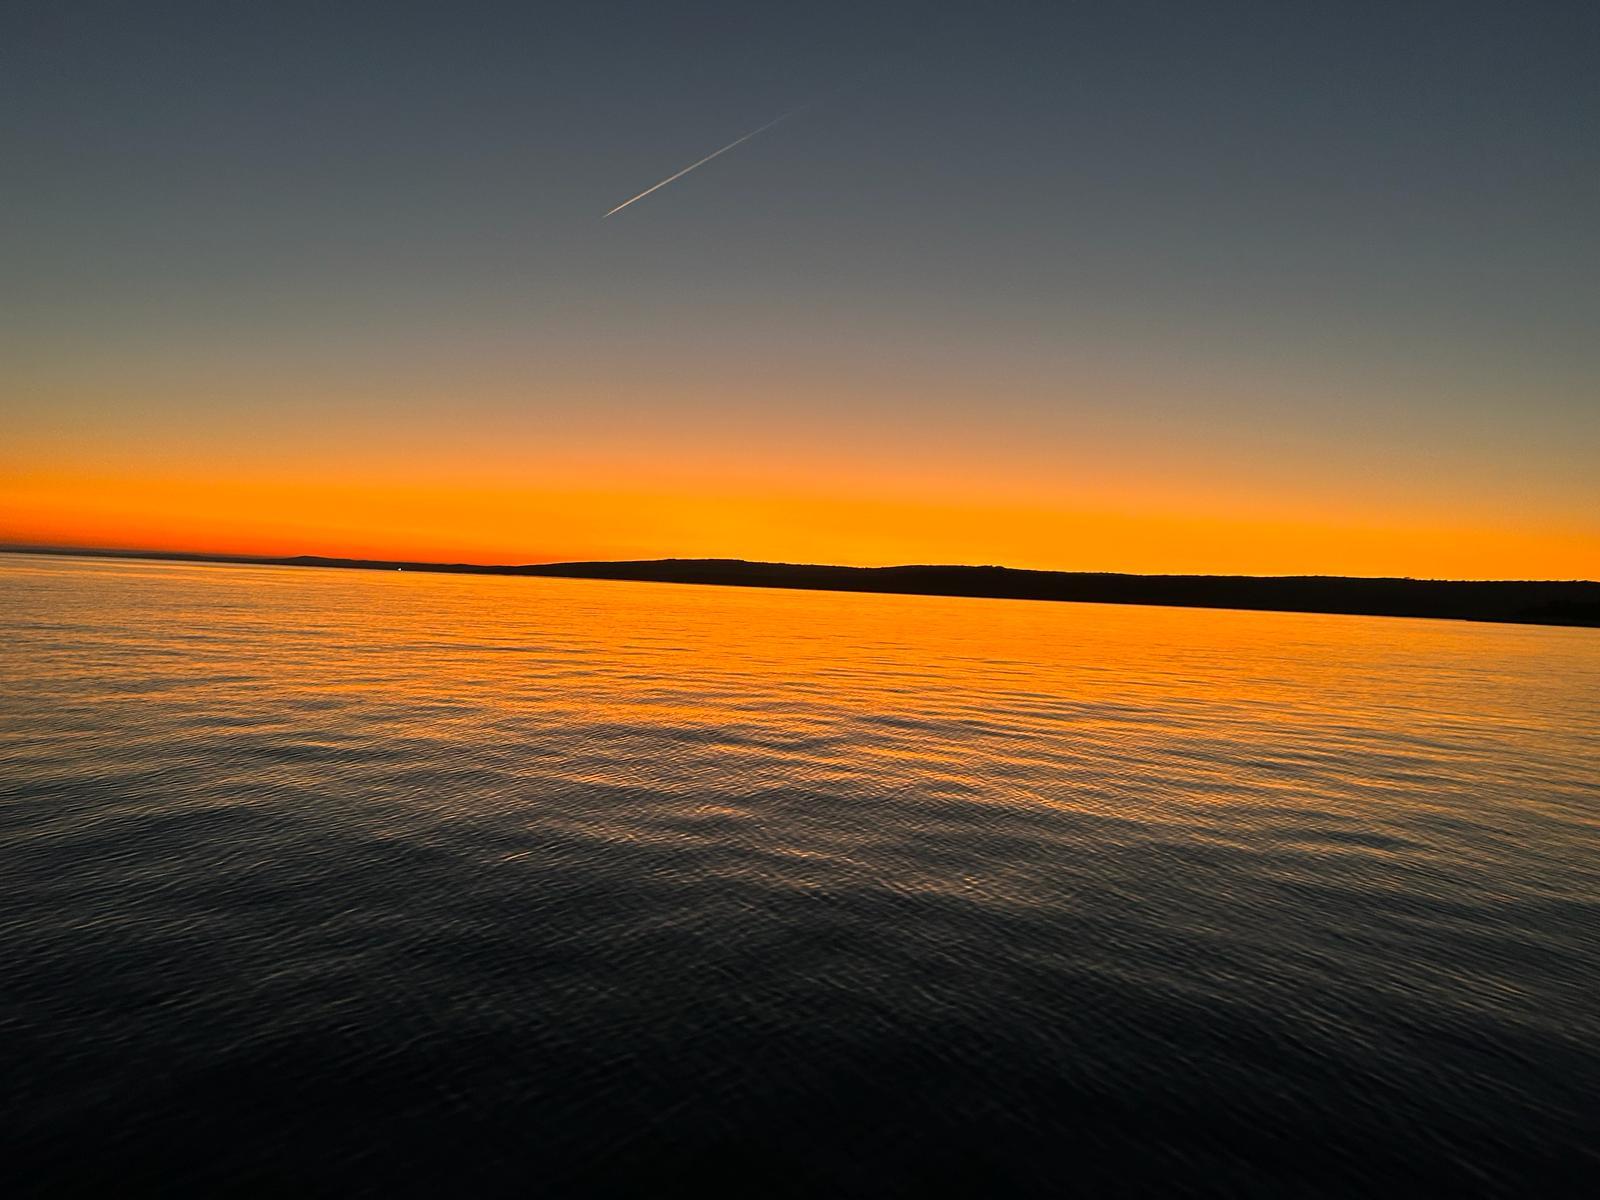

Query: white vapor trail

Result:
[603,102,814,217]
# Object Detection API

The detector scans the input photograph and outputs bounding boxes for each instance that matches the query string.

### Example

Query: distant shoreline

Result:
[3,544,1597,628]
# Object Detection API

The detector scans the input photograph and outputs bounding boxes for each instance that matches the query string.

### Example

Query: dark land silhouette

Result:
[6,545,1598,628]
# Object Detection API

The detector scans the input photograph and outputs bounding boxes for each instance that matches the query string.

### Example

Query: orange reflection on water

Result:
[5,553,1595,842]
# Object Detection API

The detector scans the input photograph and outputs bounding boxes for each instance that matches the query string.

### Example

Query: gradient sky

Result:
[5,0,1597,577]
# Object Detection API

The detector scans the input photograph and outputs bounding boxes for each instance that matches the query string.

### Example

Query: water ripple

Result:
[2,554,1598,1197]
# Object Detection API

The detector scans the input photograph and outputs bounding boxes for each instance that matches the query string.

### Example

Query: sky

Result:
[4,0,1597,578]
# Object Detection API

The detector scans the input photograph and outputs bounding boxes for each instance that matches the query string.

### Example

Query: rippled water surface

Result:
[3,553,1598,1197]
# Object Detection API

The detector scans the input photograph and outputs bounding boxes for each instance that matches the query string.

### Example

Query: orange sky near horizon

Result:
[6,335,1599,580]
[6,453,1597,580]
[5,343,1598,579]
[6,330,1598,582]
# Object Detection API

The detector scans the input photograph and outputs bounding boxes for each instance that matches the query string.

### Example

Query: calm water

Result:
[3,553,1598,1197]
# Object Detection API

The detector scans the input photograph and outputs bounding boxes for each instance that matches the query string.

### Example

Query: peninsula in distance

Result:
[7,546,1597,628]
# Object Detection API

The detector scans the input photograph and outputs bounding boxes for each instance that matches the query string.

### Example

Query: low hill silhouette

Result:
[5,546,1598,627]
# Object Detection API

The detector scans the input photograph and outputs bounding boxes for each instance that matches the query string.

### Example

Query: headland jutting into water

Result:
[5,546,1597,628]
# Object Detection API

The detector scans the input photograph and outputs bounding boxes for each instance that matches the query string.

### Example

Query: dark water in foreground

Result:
[2,553,1598,1197]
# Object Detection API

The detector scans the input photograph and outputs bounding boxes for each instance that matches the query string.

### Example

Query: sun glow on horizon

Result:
[4,457,1596,581]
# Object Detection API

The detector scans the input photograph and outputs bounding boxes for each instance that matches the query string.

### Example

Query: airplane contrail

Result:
[603,101,815,218]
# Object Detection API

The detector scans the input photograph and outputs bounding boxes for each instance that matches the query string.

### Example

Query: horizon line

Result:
[1,541,1595,589]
